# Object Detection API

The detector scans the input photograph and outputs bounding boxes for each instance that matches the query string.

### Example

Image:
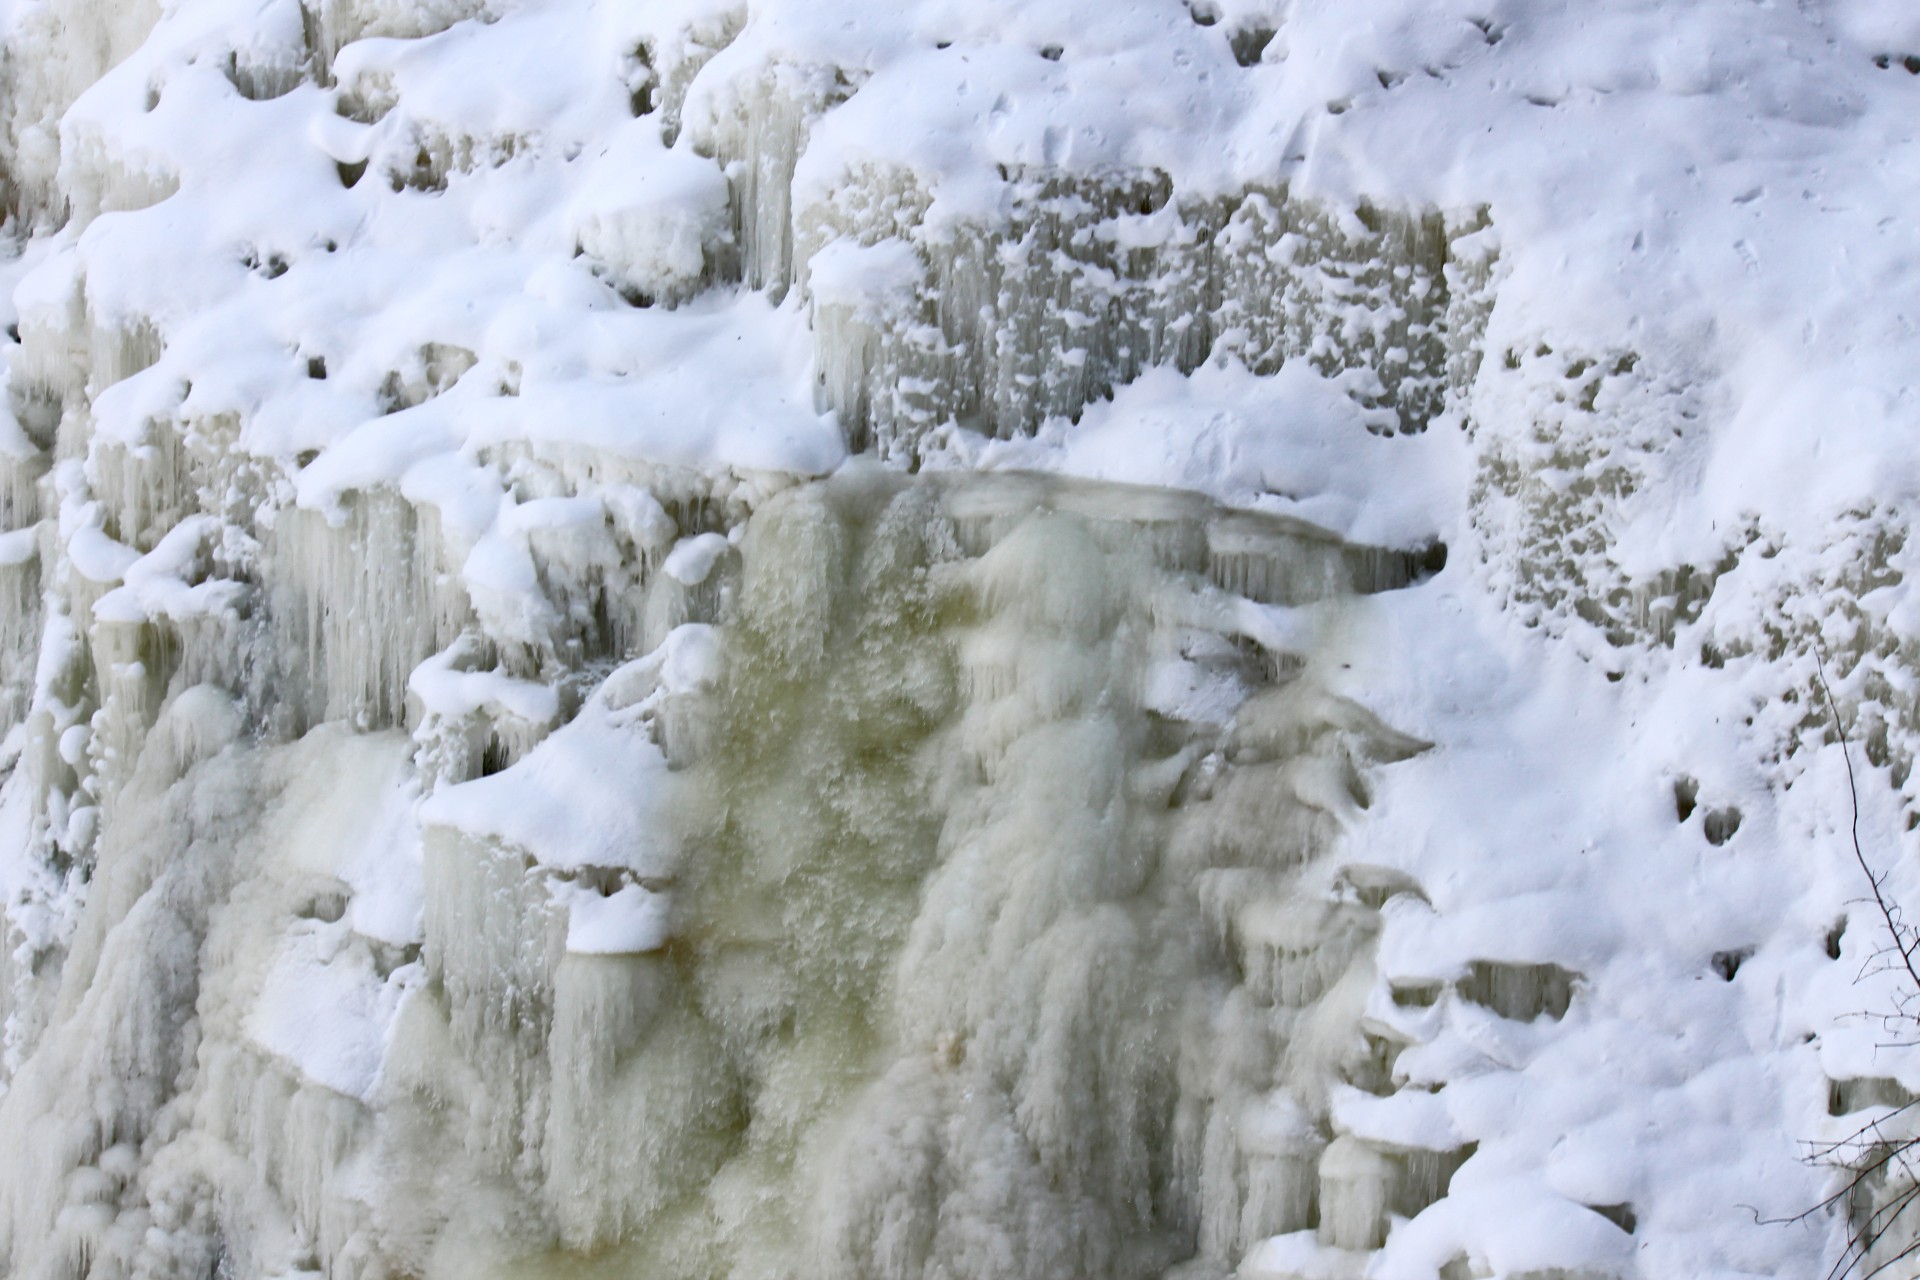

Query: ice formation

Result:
[2,0,1920,1278]
[0,455,1455,1280]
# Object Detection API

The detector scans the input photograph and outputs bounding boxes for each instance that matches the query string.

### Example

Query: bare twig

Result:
[1813,648,1920,1005]
[1813,1101,1920,1157]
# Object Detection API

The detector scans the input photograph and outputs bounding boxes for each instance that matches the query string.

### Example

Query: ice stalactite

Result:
[691,60,857,297]
[263,494,471,734]
[0,542,38,733]
[0,409,43,731]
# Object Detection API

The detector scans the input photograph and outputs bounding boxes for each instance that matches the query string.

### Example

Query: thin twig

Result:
[1863,1178,1920,1241]
[1814,649,1920,1004]
[1857,1225,1920,1280]
[1831,1178,1920,1280]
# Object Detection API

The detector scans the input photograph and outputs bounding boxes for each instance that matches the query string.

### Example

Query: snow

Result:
[419,662,685,877]
[929,360,1463,548]
[661,530,729,584]
[247,918,417,1101]
[0,0,1916,1276]
[408,639,560,726]
[570,122,733,305]
[549,878,674,954]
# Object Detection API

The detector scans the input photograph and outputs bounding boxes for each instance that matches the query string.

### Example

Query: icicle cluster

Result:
[796,172,1493,457]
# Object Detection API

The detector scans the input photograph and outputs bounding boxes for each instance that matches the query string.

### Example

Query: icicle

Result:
[1236,900,1377,1008]
[0,442,47,532]
[1316,1137,1395,1251]
[691,61,856,296]
[58,129,179,229]
[1386,1143,1474,1220]
[304,0,495,80]
[1454,960,1579,1022]
[806,237,930,456]
[264,492,472,732]
[0,0,165,226]
[11,268,89,452]
[85,317,162,400]
[0,536,42,734]
[1206,513,1353,606]
[543,952,734,1250]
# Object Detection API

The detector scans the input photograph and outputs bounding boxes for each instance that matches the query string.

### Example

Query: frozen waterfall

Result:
[2,0,1917,1277]
[0,461,1461,1280]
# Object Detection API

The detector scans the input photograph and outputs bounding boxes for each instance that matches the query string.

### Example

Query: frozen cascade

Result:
[0,0,165,225]
[1,0,1914,1276]
[0,464,1448,1280]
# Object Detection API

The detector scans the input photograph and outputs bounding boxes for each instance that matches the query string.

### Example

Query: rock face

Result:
[3,0,1920,1278]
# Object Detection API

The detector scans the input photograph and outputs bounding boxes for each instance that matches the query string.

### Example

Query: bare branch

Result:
[1814,649,1920,1013]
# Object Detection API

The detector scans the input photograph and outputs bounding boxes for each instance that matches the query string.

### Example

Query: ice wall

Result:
[0,463,1448,1280]
[797,173,1490,457]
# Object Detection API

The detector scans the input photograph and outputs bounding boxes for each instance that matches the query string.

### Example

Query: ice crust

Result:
[0,0,1918,1277]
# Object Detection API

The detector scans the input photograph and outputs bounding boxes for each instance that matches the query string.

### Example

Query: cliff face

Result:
[1,1,1919,1277]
